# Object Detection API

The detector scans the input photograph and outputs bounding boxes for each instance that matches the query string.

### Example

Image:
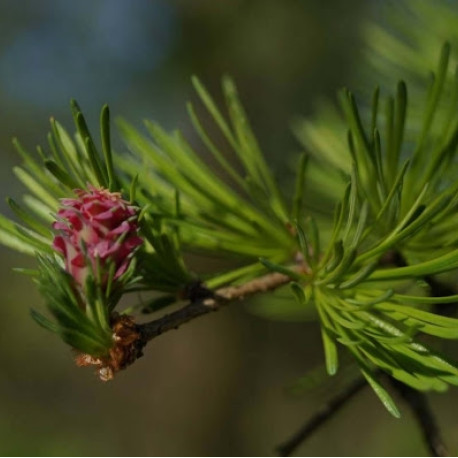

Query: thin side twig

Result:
[390,252,451,457]
[390,378,450,456]
[277,376,367,457]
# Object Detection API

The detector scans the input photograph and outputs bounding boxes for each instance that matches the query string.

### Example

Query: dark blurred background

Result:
[0,1,457,456]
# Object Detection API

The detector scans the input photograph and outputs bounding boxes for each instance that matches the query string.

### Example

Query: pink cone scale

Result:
[53,186,143,289]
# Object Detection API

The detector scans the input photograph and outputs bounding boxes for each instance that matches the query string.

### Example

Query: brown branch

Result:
[82,267,304,380]
[390,379,449,457]
[276,376,368,456]
[138,270,296,343]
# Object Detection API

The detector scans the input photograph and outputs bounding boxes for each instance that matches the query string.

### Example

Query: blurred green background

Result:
[0,0,457,455]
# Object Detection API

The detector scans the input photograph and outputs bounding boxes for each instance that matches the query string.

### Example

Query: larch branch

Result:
[138,270,295,342]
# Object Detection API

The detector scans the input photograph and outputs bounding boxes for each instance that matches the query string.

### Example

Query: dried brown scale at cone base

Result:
[75,314,144,381]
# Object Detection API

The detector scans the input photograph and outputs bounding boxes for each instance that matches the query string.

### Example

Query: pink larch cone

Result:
[52,186,143,289]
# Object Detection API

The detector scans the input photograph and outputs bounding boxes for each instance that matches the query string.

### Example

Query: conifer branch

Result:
[138,269,301,342]
[77,264,308,380]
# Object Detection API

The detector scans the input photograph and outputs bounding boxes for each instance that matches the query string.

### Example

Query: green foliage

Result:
[2,0,458,418]
[271,1,458,415]
[117,76,295,266]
